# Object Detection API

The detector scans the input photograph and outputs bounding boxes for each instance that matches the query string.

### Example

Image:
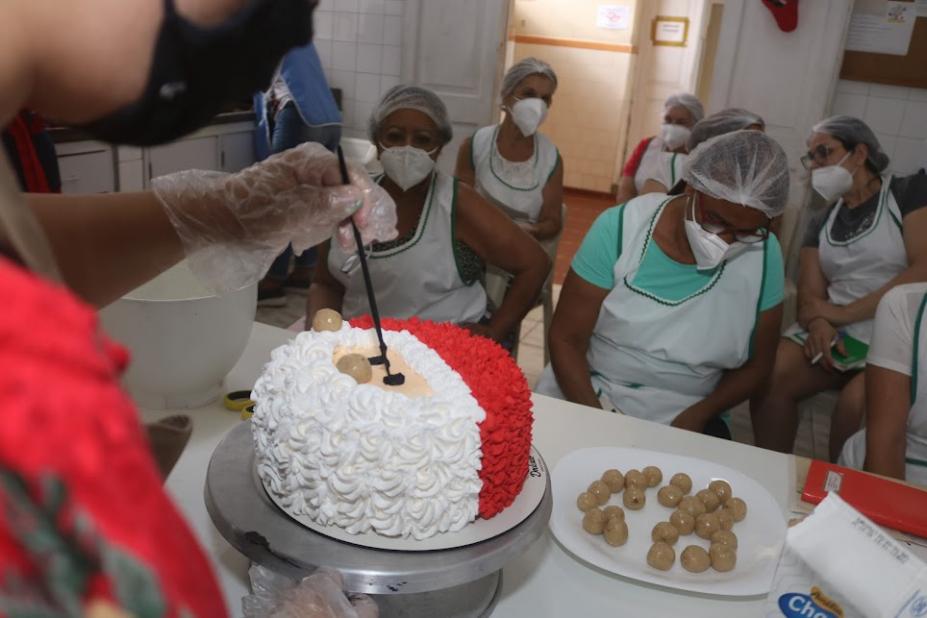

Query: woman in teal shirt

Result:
[535,131,788,436]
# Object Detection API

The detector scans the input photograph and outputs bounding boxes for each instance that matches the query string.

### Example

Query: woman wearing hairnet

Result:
[308,85,550,342]
[0,0,387,615]
[615,93,704,205]
[752,115,927,458]
[536,131,787,436]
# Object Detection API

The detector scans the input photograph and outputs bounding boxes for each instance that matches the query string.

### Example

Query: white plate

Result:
[264,446,548,551]
[549,447,786,597]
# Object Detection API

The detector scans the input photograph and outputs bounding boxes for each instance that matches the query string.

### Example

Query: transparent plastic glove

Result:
[152,142,397,293]
[243,565,378,618]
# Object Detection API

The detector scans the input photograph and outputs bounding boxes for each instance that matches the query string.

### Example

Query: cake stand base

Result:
[205,422,551,617]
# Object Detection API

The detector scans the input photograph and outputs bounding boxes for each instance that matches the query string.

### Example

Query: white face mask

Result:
[379,145,437,192]
[661,123,691,150]
[509,98,548,137]
[683,195,746,271]
[811,151,855,202]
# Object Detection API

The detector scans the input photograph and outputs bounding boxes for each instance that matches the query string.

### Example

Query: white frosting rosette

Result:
[251,323,486,540]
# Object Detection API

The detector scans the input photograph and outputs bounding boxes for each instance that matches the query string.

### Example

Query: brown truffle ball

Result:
[709,479,733,502]
[642,466,663,487]
[647,542,676,571]
[603,505,625,522]
[651,521,680,545]
[576,492,597,513]
[726,497,747,522]
[588,480,611,506]
[695,512,721,540]
[604,518,629,547]
[670,509,695,535]
[678,496,706,518]
[669,473,693,494]
[582,508,607,535]
[601,469,625,493]
[624,469,647,489]
[710,530,738,550]
[695,488,721,513]
[623,486,646,510]
[681,545,711,573]
[657,484,685,508]
[335,354,373,384]
[312,308,343,332]
[716,508,734,531]
[709,543,737,572]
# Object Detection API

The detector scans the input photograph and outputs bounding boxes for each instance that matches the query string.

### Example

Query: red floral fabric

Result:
[349,317,534,519]
[0,259,226,617]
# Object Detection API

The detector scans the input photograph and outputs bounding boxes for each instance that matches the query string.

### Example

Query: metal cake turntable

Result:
[205,422,552,617]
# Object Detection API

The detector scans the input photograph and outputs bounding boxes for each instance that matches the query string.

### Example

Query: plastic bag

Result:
[152,142,397,294]
[243,565,378,618]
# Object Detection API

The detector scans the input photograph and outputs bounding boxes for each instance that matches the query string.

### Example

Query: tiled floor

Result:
[256,188,833,462]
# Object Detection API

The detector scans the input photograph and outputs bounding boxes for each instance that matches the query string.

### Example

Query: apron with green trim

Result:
[840,290,927,485]
[536,193,768,425]
[471,124,559,224]
[818,175,906,344]
[328,171,487,324]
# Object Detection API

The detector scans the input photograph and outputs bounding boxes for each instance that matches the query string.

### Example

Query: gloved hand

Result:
[243,565,378,618]
[152,142,397,293]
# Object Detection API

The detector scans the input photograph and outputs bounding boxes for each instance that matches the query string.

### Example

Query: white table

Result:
[142,323,796,617]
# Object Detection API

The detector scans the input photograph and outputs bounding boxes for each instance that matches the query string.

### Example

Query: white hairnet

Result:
[683,130,790,217]
[501,57,558,99]
[811,115,890,173]
[688,108,765,151]
[664,93,705,123]
[367,84,453,145]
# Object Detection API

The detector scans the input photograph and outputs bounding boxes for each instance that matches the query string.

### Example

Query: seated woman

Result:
[307,85,550,342]
[536,131,788,437]
[751,116,927,457]
[615,93,704,204]
[456,57,563,243]
[839,282,927,486]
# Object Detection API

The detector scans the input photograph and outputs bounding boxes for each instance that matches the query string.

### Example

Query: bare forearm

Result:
[838,266,927,326]
[28,191,183,307]
[615,177,636,205]
[864,431,907,480]
[549,336,601,409]
[487,258,549,338]
[678,363,768,427]
[526,218,560,241]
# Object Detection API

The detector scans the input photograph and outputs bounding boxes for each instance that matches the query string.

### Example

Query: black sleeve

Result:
[893,170,927,218]
[802,207,832,248]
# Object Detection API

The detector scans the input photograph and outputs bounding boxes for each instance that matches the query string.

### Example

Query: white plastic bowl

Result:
[99,261,257,409]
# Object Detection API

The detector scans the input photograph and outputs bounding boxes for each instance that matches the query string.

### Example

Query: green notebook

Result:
[831,334,869,372]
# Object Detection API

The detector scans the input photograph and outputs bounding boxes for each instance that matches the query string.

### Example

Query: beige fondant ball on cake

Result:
[709,543,737,572]
[670,509,695,535]
[709,479,733,502]
[716,508,734,531]
[335,354,373,384]
[604,518,629,547]
[624,469,647,490]
[726,497,748,522]
[695,512,721,540]
[695,488,721,513]
[681,545,711,573]
[588,480,611,506]
[583,508,607,535]
[576,492,597,513]
[678,496,706,518]
[651,521,680,545]
[642,465,663,487]
[312,308,343,332]
[710,529,738,550]
[603,505,625,523]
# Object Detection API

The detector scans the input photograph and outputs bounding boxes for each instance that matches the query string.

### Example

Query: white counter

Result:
[141,322,795,617]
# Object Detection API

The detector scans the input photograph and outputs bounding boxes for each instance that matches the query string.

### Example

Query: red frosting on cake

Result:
[349,317,533,519]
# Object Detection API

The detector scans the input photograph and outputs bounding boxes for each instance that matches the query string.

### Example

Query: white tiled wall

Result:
[315,0,405,138]
[831,80,927,176]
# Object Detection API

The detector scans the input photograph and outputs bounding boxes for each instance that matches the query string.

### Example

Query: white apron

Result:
[840,290,927,486]
[818,175,907,344]
[535,193,768,424]
[647,152,686,190]
[328,171,487,324]
[471,125,559,224]
[633,137,665,194]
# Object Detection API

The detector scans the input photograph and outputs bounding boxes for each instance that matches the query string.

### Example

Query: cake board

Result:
[204,421,552,617]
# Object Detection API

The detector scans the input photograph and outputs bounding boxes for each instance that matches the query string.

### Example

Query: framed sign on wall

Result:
[652,16,689,47]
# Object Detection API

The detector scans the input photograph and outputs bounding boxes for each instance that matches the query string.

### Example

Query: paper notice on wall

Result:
[845,0,916,56]
[596,5,630,30]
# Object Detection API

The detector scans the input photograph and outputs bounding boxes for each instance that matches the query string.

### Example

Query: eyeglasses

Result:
[800,144,838,170]
[693,195,770,244]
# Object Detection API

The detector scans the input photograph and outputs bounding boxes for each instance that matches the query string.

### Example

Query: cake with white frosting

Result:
[251,313,533,540]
